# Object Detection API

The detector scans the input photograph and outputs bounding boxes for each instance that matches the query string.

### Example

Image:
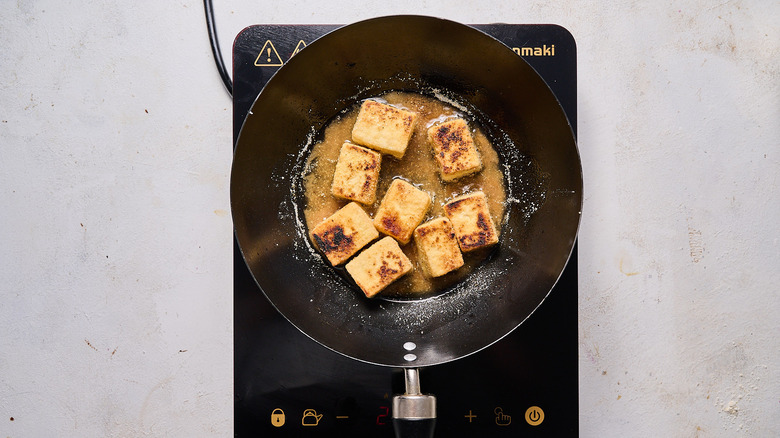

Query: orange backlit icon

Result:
[525,406,545,426]
[270,408,285,427]
[254,40,284,67]
[290,40,307,58]
[494,407,511,426]
[302,409,323,426]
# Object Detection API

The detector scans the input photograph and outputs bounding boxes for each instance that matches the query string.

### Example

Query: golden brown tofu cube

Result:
[345,236,413,298]
[331,143,382,205]
[427,118,483,181]
[351,100,418,159]
[310,202,379,266]
[443,191,499,252]
[413,217,464,277]
[373,179,431,245]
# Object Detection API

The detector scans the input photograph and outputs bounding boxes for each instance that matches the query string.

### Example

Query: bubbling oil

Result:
[302,91,507,298]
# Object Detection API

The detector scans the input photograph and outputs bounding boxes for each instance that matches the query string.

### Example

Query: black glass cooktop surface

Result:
[233,23,578,437]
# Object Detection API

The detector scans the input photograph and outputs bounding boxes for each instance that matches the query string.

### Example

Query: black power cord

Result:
[203,0,233,97]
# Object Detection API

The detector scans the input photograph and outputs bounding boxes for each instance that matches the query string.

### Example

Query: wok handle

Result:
[392,418,436,438]
[392,368,437,438]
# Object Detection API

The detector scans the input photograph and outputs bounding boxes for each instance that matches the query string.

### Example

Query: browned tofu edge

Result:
[427,118,483,181]
[330,143,382,204]
[344,236,413,298]
[413,217,464,277]
[310,202,379,265]
[351,100,418,157]
[373,179,431,244]
[443,192,499,252]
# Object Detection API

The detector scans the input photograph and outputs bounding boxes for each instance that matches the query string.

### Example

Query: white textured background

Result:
[1,0,778,436]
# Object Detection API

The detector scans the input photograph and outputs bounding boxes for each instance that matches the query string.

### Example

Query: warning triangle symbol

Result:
[290,40,307,58]
[254,40,284,67]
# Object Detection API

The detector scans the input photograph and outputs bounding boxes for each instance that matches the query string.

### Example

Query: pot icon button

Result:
[302,409,323,426]
[271,408,285,427]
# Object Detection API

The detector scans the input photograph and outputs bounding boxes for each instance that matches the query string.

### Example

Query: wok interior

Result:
[231,16,582,367]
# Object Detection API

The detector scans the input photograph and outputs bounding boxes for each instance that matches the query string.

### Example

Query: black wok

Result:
[231,15,581,433]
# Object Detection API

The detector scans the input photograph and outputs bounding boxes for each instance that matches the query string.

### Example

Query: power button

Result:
[524,406,544,426]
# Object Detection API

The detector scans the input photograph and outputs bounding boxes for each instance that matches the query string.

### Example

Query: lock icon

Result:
[271,408,285,427]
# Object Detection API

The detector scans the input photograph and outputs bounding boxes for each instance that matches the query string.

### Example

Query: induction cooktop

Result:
[232,23,578,437]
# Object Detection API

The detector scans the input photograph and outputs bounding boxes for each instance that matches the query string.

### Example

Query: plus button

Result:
[464,410,477,423]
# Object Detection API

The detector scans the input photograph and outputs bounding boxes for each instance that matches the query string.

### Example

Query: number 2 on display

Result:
[376,406,389,426]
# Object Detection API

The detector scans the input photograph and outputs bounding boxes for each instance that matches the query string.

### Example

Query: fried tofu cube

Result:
[351,100,418,159]
[443,191,499,252]
[345,236,413,298]
[427,118,483,181]
[413,217,464,277]
[373,179,431,245]
[331,143,382,205]
[311,202,379,266]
